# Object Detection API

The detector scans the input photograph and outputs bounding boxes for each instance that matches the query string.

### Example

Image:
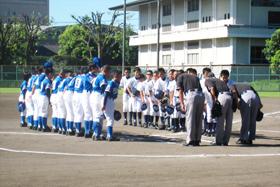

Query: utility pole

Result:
[157,0,161,70]
[122,0,126,74]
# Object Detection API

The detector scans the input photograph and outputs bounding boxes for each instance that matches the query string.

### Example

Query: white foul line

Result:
[0,147,279,158]
[0,132,60,136]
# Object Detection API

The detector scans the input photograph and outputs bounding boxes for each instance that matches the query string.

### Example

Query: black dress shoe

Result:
[236,139,247,145]
[194,141,200,146]
[182,141,196,146]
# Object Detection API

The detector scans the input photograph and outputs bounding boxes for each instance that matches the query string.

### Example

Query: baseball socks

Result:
[138,112,142,126]
[52,117,57,130]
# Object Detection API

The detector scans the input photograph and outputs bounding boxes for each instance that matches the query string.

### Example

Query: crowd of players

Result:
[18,59,263,145]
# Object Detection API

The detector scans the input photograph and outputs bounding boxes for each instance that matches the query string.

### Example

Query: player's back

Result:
[52,76,63,94]
[92,73,107,94]
[35,73,45,89]
[74,75,85,93]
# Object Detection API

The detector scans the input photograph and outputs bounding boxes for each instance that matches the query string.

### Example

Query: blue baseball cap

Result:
[44,61,53,69]
[92,57,102,68]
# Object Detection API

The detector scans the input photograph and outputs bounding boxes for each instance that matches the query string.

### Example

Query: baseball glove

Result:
[132,88,140,96]
[141,103,148,111]
[160,97,168,105]
[18,102,25,112]
[211,100,222,118]
[153,104,159,112]
[256,109,263,122]
[155,90,164,100]
[161,105,167,113]
[166,105,175,115]
[114,110,122,121]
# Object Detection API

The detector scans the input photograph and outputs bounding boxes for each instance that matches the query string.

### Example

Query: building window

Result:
[13,12,16,16]
[162,55,171,65]
[188,0,199,12]
[188,53,199,64]
[152,24,157,29]
[162,24,171,32]
[4,11,8,16]
[250,46,269,64]
[209,16,211,22]
[162,44,171,51]
[251,0,280,7]
[141,26,146,31]
[224,13,230,20]
[163,5,171,16]
[228,13,230,19]
[187,20,199,29]
[268,11,280,26]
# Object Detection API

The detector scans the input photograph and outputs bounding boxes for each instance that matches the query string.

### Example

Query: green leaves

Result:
[263,29,280,67]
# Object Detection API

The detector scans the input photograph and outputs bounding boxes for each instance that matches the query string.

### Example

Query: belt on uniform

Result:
[187,88,202,94]
[219,91,230,95]
[92,91,103,95]
[241,90,254,96]
[145,95,149,97]
[83,90,91,93]
[175,96,180,98]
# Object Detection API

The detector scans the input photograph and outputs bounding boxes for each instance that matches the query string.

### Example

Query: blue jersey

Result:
[105,80,120,100]
[58,77,72,92]
[20,80,27,95]
[27,75,35,92]
[83,72,96,91]
[52,76,63,94]
[35,73,45,90]
[74,74,85,93]
[66,77,77,91]
[40,77,51,96]
[92,73,107,94]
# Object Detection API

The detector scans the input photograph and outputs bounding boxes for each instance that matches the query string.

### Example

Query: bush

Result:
[29,56,50,65]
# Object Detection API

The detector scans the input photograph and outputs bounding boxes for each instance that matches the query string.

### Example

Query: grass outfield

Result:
[0,87,279,97]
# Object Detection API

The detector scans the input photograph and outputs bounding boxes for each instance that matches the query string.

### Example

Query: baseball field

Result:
[0,93,279,186]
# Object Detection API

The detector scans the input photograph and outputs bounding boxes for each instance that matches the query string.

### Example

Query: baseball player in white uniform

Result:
[139,70,153,128]
[126,67,142,126]
[102,69,122,141]
[25,67,36,129]
[119,67,131,125]
[155,68,170,130]
[148,71,160,128]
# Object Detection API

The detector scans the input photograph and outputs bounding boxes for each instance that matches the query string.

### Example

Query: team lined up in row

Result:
[19,58,123,141]
[119,67,263,146]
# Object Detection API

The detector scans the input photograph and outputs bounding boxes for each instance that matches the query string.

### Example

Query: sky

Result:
[50,0,139,31]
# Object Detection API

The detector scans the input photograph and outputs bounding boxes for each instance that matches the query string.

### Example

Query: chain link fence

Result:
[0,65,279,91]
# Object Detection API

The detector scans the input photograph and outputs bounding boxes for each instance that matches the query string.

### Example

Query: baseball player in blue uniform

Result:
[19,72,31,127]
[83,61,100,138]
[139,71,153,128]
[119,67,131,125]
[38,68,53,132]
[91,65,111,140]
[148,71,160,128]
[102,69,122,141]
[26,67,36,129]
[65,68,81,135]
[51,69,65,133]
[56,69,68,134]
[33,68,46,131]
[73,67,86,137]
[126,67,142,126]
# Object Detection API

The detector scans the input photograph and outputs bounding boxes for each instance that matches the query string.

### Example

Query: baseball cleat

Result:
[92,135,105,141]
[37,127,42,131]
[58,129,62,134]
[27,124,33,129]
[133,121,137,126]
[143,123,147,128]
[106,136,120,142]
[62,130,66,135]
[138,121,142,127]
[84,133,91,138]
[128,120,132,126]
[32,126,37,130]
[42,127,51,132]
[158,124,165,130]
[52,128,58,133]
[123,120,128,125]
[236,139,247,145]
[20,122,27,127]
[68,131,75,136]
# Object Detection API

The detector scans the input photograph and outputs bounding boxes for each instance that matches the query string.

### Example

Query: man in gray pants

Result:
[230,83,263,145]
[205,74,233,146]
[177,71,204,146]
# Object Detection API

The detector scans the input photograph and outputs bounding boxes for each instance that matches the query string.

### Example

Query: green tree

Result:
[263,29,280,67]
[71,11,123,62]
[21,12,50,65]
[0,16,23,65]
[58,24,96,63]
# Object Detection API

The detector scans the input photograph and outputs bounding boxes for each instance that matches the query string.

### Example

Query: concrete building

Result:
[0,0,49,21]
[109,0,280,73]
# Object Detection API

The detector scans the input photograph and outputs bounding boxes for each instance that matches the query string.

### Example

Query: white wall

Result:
[139,45,149,66]
[216,0,230,20]
[236,38,249,65]
[174,42,184,65]
[201,0,212,20]
[151,44,157,66]
[251,6,280,26]
[201,39,212,65]
[151,3,157,27]
[236,0,250,25]
[216,38,231,64]
[174,0,184,29]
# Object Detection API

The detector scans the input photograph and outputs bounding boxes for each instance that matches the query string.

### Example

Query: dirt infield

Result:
[0,94,279,186]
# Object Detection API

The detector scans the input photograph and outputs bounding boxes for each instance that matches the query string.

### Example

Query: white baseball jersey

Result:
[167,80,178,97]
[120,76,131,94]
[127,77,139,91]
